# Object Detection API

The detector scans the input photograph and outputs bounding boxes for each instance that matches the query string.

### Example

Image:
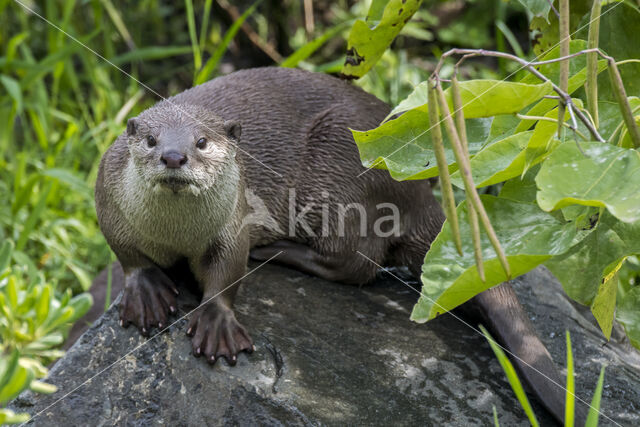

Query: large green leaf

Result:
[450,131,551,188]
[536,142,640,223]
[498,166,539,203]
[388,79,553,119]
[341,0,423,79]
[354,80,552,180]
[616,286,640,349]
[411,196,585,322]
[353,114,491,181]
[545,212,640,305]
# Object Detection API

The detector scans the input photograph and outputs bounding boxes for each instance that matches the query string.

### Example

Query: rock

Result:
[12,264,640,426]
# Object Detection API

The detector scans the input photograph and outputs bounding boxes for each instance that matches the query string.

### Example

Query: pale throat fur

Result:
[112,148,243,266]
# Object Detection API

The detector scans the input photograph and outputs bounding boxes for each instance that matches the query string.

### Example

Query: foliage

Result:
[350,0,640,350]
[0,239,91,423]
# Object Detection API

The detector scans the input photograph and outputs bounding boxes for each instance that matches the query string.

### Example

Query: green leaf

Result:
[536,142,640,223]
[353,114,491,181]
[29,380,57,394]
[450,131,546,188]
[616,285,640,349]
[0,75,23,114]
[480,325,540,427]
[590,263,619,340]
[341,0,423,79]
[389,79,553,120]
[0,239,14,274]
[0,408,30,424]
[0,350,20,398]
[0,358,34,403]
[516,0,551,19]
[545,212,640,305]
[585,366,606,427]
[498,166,539,203]
[411,196,583,321]
[35,285,51,325]
[355,80,552,181]
[68,293,93,323]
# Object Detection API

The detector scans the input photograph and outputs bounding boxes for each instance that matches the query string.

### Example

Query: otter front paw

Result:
[119,267,179,336]
[186,303,254,366]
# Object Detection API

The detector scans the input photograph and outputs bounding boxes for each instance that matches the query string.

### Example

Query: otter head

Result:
[125,102,241,195]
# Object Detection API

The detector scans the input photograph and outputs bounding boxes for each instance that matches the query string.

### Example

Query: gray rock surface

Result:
[12,264,640,426]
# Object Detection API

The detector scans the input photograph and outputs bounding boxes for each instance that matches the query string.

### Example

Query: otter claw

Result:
[118,267,178,337]
[187,303,253,366]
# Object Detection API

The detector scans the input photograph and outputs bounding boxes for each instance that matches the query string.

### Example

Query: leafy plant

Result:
[349,0,640,350]
[0,239,91,424]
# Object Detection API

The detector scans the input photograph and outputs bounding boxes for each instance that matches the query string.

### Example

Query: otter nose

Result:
[161,151,188,168]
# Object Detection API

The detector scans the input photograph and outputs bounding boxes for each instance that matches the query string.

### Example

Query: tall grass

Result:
[0,1,209,295]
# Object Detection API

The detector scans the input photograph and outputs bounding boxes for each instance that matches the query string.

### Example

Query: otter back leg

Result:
[250,240,377,285]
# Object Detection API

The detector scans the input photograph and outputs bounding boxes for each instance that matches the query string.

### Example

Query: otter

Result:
[96,67,573,422]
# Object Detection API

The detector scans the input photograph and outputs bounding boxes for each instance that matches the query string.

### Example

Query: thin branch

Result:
[434,48,605,142]
[546,0,560,19]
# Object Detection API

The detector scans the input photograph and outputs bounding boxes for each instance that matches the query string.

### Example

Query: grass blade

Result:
[585,366,606,427]
[480,325,539,427]
[184,0,202,72]
[565,330,575,427]
[194,0,262,85]
[281,20,351,68]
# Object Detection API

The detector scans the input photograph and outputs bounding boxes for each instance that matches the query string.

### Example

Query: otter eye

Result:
[196,137,207,150]
[146,135,156,148]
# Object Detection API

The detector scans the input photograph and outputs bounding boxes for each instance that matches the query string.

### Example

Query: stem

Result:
[516,114,588,140]
[607,59,640,148]
[435,81,511,279]
[434,48,605,142]
[427,80,463,256]
[452,74,485,281]
[586,0,602,128]
[557,0,570,138]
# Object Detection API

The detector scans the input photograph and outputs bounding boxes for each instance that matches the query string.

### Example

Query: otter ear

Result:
[126,118,138,136]
[224,120,241,141]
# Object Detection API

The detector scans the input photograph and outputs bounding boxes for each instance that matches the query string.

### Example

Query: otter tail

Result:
[474,282,587,425]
